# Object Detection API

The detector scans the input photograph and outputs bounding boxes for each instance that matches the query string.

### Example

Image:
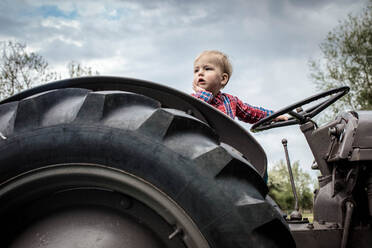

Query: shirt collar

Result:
[213,91,223,104]
[215,91,223,99]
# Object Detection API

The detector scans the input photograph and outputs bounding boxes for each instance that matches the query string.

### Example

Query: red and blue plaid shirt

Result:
[192,90,273,124]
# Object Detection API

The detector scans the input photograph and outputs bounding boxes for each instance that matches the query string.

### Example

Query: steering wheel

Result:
[250,86,350,132]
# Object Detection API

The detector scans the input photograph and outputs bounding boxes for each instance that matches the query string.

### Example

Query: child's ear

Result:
[221,73,229,87]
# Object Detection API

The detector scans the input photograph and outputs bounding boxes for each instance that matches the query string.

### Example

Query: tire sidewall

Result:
[0,124,243,248]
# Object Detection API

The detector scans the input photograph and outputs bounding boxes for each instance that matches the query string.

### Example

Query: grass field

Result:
[301,210,314,223]
[285,210,314,223]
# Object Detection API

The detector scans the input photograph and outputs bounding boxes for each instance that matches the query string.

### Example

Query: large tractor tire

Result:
[0,88,295,247]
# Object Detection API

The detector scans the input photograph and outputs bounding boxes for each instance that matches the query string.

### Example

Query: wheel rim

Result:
[0,163,210,248]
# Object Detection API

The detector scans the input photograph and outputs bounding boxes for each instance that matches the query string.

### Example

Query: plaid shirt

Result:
[192,90,273,124]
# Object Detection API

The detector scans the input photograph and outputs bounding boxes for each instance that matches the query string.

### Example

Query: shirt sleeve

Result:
[235,97,274,124]
[191,90,214,103]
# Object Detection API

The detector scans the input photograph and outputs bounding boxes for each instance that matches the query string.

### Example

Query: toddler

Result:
[192,50,287,123]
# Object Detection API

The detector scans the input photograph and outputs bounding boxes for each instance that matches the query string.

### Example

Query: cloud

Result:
[251,124,317,177]
[37,5,78,18]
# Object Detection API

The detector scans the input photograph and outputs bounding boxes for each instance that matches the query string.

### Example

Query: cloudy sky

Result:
[0,0,368,178]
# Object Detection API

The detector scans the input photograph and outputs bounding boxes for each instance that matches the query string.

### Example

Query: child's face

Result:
[193,55,228,95]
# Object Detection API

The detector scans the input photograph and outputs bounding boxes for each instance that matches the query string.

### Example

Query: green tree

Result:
[309,1,372,115]
[0,41,57,100]
[268,160,314,210]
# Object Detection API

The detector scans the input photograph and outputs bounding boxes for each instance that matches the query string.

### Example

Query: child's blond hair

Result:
[194,50,233,83]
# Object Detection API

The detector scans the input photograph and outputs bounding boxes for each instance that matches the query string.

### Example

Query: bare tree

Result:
[68,61,99,78]
[0,41,102,101]
[0,41,58,100]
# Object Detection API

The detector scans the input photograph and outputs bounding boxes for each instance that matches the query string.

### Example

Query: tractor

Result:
[0,76,370,247]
